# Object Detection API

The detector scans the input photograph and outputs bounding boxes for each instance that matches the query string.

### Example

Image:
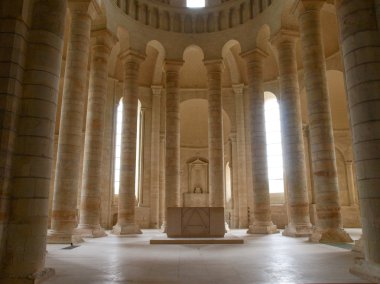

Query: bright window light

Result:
[114,98,142,198]
[186,0,205,8]
[264,92,284,194]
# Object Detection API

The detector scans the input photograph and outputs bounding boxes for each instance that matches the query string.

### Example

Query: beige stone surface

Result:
[112,51,145,235]
[336,0,380,281]
[0,0,67,282]
[297,0,351,243]
[242,49,278,235]
[49,4,92,244]
[272,31,312,237]
[74,30,115,238]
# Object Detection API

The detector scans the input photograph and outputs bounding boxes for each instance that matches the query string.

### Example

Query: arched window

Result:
[264,92,284,193]
[187,0,205,8]
[114,99,142,200]
[225,162,232,206]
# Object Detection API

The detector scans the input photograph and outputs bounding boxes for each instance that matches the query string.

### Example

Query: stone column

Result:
[74,30,115,238]
[297,0,352,243]
[0,0,27,258]
[272,30,313,237]
[230,133,240,228]
[48,2,93,244]
[150,85,162,228]
[204,60,225,208]
[233,84,248,228]
[335,0,380,281]
[165,60,183,210]
[0,1,66,282]
[159,89,166,229]
[112,51,145,235]
[241,49,278,234]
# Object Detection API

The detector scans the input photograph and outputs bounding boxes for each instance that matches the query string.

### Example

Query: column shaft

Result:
[165,61,182,209]
[150,86,162,228]
[0,0,27,260]
[242,49,278,234]
[233,85,248,228]
[49,6,92,244]
[298,0,352,242]
[75,30,114,238]
[273,32,312,237]
[112,52,144,235]
[159,91,166,229]
[1,0,66,282]
[205,60,225,208]
[336,0,380,281]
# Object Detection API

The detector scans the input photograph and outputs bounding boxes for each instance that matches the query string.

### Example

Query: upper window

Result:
[186,0,205,8]
[264,92,284,194]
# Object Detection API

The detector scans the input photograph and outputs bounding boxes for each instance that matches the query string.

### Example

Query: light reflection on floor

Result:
[45,228,369,284]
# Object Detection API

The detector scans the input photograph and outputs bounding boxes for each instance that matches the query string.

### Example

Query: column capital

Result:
[204,59,225,73]
[293,0,325,16]
[91,29,117,52]
[165,59,184,72]
[151,85,163,96]
[232,84,245,96]
[271,29,299,48]
[240,48,268,62]
[119,50,146,64]
[68,0,99,19]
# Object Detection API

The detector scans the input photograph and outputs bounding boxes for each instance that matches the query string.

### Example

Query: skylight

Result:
[186,0,205,8]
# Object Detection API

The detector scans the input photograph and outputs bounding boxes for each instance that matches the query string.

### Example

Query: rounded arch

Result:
[222,39,242,84]
[144,40,166,85]
[180,45,207,88]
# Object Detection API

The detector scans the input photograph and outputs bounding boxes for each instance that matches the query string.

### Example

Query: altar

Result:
[166,207,225,238]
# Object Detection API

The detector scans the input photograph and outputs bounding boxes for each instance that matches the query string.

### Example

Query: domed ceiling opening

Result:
[180,99,231,148]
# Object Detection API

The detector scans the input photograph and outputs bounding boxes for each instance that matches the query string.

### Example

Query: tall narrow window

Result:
[114,99,142,199]
[186,0,205,8]
[264,92,284,193]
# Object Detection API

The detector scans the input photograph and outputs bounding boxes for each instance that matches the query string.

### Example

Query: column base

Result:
[0,267,55,284]
[225,222,230,233]
[111,223,142,235]
[161,221,167,233]
[47,230,84,244]
[282,223,313,237]
[352,237,364,259]
[73,225,107,238]
[309,227,353,243]
[247,222,279,234]
[350,258,380,283]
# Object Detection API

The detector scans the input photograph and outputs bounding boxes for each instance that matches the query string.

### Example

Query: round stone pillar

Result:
[272,31,313,237]
[336,0,380,281]
[74,30,115,238]
[297,0,352,243]
[232,84,248,228]
[150,85,162,228]
[112,51,145,235]
[165,60,183,210]
[205,60,225,208]
[1,1,67,282]
[241,49,278,234]
[48,3,92,244]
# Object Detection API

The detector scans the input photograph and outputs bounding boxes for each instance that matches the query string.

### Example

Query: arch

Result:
[146,40,166,85]
[180,45,207,88]
[222,40,242,84]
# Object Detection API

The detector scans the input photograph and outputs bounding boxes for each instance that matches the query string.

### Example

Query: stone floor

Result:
[45,228,371,284]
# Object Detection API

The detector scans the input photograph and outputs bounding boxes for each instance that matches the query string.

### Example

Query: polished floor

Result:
[45,229,370,284]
